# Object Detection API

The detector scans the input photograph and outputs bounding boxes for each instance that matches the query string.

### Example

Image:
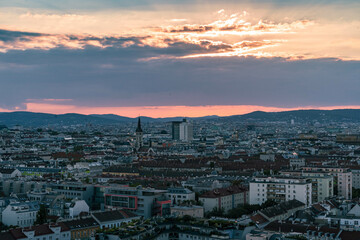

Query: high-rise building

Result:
[172,119,193,142]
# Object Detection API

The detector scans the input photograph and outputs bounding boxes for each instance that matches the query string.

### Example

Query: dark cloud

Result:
[0,45,359,110]
[0,29,45,42]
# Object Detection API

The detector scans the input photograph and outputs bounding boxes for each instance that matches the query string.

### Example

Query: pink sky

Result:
[1,103,360,118]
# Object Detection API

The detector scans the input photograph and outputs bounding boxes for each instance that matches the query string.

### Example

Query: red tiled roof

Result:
[251,213,268,225]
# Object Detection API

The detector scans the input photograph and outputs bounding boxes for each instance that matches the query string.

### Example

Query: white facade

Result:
[199,187,248,212]
[2,202,39,227]
[249,176,312,206]
[68,199,89,218]
[167,188,195,205]
[179,121,193,142]
[289,158,306,169]
[303,167,352,200]
[171,205,204,218]
[281,171,334,203]
[0,169,22,179]
[351,169,360,189]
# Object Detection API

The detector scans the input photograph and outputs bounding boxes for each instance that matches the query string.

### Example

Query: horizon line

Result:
[1,105,360,119]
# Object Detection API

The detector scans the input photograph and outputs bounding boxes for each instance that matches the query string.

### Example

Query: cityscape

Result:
[1,0,360,240]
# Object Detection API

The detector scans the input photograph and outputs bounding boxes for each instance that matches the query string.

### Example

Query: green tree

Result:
[261,199,277,208]
[73,145,84,152]
[35,204,47,225]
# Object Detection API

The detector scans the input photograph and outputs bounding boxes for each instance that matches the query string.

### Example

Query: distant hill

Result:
[0,109,360,127]
[221,109,360,122]
[0,112,118,127]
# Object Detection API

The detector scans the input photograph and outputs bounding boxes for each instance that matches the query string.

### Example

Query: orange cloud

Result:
[1,9,359,60]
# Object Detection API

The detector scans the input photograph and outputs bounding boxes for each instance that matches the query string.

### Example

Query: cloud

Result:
[161,14,312,34]
[0,44,359,111]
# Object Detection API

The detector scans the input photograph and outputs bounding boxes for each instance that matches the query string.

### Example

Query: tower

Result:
[171,119,193,142]
[135,117,143,150]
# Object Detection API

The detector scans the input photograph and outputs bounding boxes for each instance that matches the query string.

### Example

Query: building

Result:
[0,168,21,179]
[251,200,305,226]
[0,223,71,240]
[2,201,39,227]
[249,176,312,206]
[351,169,360,189]
[167,187,195,205]
[289,158,306,170]
[0,180,47,196]
[135,117,143,150]
[92,209,140,229]
[171,205,204,218]
[67,199,89,219]
[302,166,352,199]
[49,182,95,206]
[61,216,99,240]
[104,185,171,218]
[172,119,193,142]
[281,170,334,203]
[199,185,248,212]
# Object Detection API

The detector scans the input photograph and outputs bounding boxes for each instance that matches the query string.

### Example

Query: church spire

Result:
[136,117,143,133]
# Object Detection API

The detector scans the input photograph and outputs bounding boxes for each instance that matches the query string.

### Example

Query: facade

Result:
[281,170,334,203]
[62,217,100,240]
[68,199,89,218]
[2,201,39,227]
[49,182,95,206]
[199,185,248,212]
[0,168,22,179]
[170,205,204,218]
[289,158,306,169]
[249,176,312,206]
[302,166,352,199]
[0,223,71,240]
[0,180,47,196]
[351,169,360,189]
[167,187,195,205]
[104,186,171,218]
[172,119,193,142]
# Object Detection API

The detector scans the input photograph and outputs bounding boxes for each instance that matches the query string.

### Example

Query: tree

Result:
[261,199,277,208]
[35,204,47,225]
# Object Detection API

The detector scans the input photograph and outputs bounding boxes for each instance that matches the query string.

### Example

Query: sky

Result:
[0,0,359,117]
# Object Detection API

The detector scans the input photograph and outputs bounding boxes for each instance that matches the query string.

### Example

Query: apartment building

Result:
[0,180,47,196]
[167,187,195,205]
[104,185,171,218]
[351,169,360,189]
[281,170,334,203]
[302,166,352,199]
[199,185,248,212]
[171,205,204,218]
[2,201,39,227]
[0,223,71,240]
[0,168,21,179]
[49,182,95,206]
[249,176,312,206]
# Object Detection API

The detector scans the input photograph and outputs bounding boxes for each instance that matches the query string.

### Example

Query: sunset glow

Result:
[14,103,360,118]
[0,1,359,117]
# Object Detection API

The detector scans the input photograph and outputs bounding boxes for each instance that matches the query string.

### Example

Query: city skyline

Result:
[1,0,359,117]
